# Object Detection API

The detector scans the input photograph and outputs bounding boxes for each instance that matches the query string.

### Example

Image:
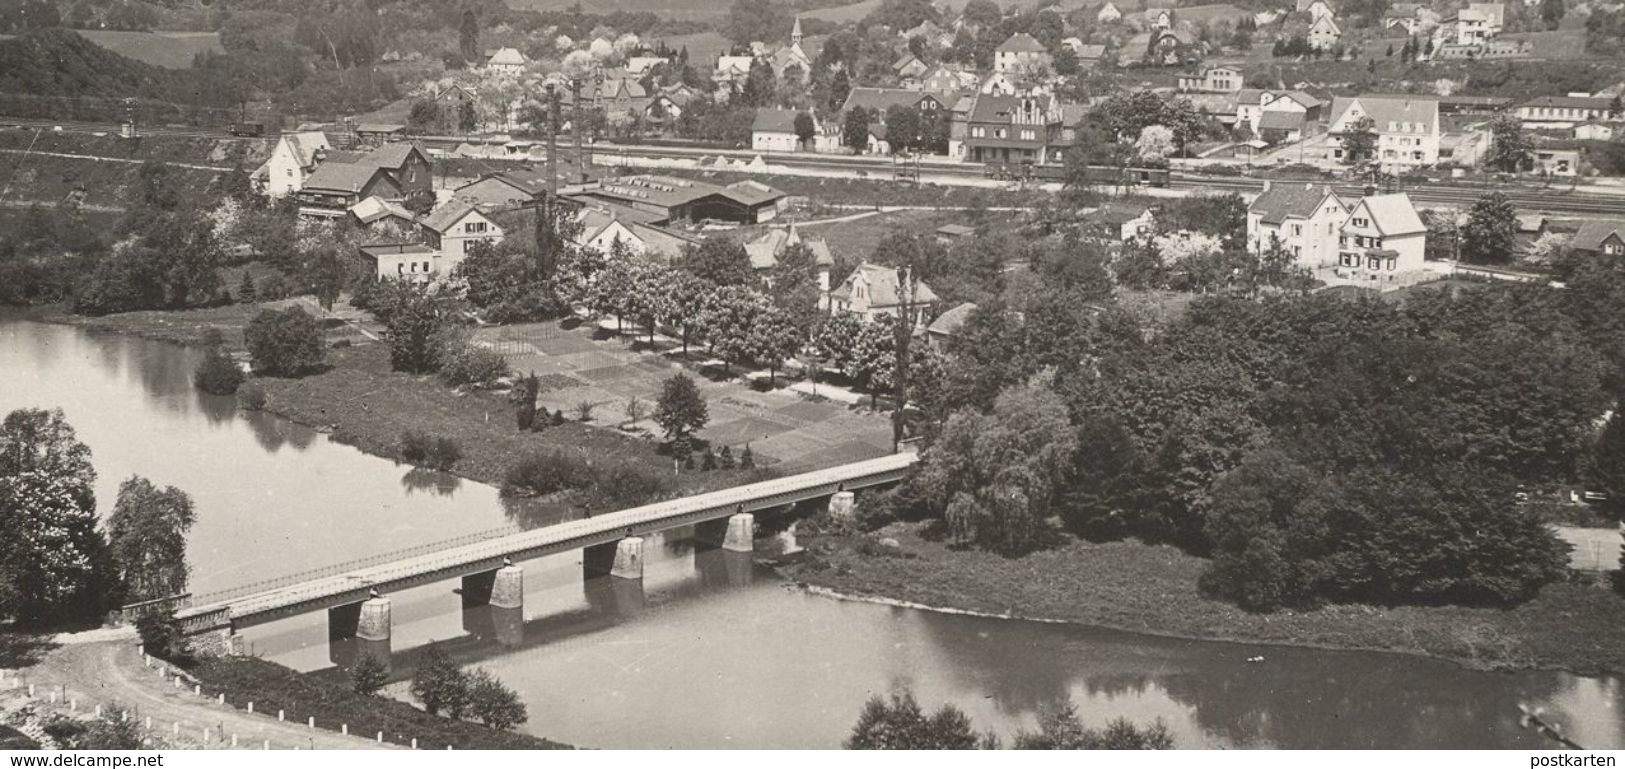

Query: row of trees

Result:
[1,408,198,624]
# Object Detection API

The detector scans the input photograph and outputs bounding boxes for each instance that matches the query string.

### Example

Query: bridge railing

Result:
[189,523,524,607]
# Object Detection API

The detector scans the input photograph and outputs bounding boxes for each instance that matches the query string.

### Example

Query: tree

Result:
[680,237,753,286]
[408,99,441,133]
[843,107,871,154]
[237,271,257,304]
[654,373,710,441]
[1053,45,1079,75]
[351,653,389,696]
[106,476,195,603]
[704,286,772,372]
[244,306,324,376]
[741,59,779,107]
[846,691,979,749]
[465,668,528,729]
[382,283,457,374]
[916,375,1076,554]
[1461,191,1518,264]
[1337,116,1377,164]
[410,644,470,718]
[459,9,480,65]
[664,271,717,354]
[0,408,108,623]
[1134,124,1176,163]
[193,344,244,396]
[1487,115,1534,173]
[793,111,817,149]
[768,242,823,323]
[1587,413,1625,513]
[884,104,922,154]
[1542,0,1566,29]
[827,68,852,113]
[748,306,803,384]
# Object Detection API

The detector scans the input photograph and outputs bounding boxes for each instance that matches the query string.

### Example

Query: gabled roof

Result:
[420,200,485,233]
[893,53,923,70]
[752,108,806,134]
[280,132,332,170]
[362,142,427,172]
[1353,193,1426,236]
[1092,201,1155,225]
[1570,219,1625,252]
[1250,183,1339,226]
[302,162,388,195]
[1076,43,1107,58]
[830,263,940,308]
[744,224,834,270]
[1258,110,1305,131]
[348,196,414,225]
[1328,95,1439,134]
[997,33,1047,53]
[487,47,526,66]
[841,87,938,114]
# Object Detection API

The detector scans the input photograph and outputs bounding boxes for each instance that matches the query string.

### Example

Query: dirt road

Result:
[11,635,391,750]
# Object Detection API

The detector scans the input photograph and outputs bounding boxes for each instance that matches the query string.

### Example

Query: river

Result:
[4,318,1622,749]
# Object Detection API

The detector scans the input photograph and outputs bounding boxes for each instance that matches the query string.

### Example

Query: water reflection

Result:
[1,320,532,596]
[401,468,461,497]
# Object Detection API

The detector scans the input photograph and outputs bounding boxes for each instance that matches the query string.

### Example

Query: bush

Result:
[237,381,267,410]
[244,306,324,376]
[401,431,461,471]
[351,654,389,696]
[573,400,595,422]
[441,343,510,388]
[193,346,244,395]
[135,612,194,665]
[501,450,598,497]
[465,668,527,730]
[583,460,675,509]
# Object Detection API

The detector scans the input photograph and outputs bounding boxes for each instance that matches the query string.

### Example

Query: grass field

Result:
[507,0,728,20]
[74,30,222,69]
[791,523,1625,676]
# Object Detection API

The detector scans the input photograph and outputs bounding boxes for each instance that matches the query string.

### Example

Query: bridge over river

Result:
[174,452,916,665]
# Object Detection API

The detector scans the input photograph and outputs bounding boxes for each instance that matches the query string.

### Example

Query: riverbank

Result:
[785,524,1625,677]
[35,305,775,508]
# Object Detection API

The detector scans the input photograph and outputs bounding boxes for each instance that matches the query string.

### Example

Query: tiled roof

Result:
[830,263,939,308]
[1519,95,1614,110]
[997,33,1047,53]
[302,162,386,194]
[283,132,331,170]
[1570,219,1625,252]
[841,87,936,114]
[1329,95,1438,133]
[1249,183,1337,225]
[1357,193,1426,236]
[487,47,526,66]
[362,142,424,171]
[744,224,834,270]
[752,108,805,134]
[1259,110,1305,130]
[348,196,414,225]
[420,200,482,233]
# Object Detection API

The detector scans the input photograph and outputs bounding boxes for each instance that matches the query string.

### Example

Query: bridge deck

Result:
[176,453,916,632]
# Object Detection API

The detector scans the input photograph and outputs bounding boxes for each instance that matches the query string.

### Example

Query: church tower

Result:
[791,17,804,48]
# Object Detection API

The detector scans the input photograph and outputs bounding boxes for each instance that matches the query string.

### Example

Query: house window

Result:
[1292,224,1302,236]
[1021,130,1035,140]
[465,221,488,234]
[1385,257,1397,270]
[1352,217,1369,227]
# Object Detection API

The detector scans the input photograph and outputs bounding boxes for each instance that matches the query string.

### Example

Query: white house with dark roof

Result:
[994,33,1052,75]
[825,263,939,325]
[1178,66,1243,93]
[1307,13,1342,50]
[1097,2,1123,22]
[419,201,503,274]
[1247,183,1349,268]
[1337,193,1428,278]
[752,108,812,153]
[745,224,833,290]
[1327,95,1439,171]
[486,47,527,75]
[255,132,332,198]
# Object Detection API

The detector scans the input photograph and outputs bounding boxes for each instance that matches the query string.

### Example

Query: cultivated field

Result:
[74,30,222,69]
[507,0,730,20]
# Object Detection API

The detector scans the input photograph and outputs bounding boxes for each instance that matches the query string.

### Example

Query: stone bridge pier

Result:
[328,593,391,672]
[694,513,756,553]
[584,537,646,580]
[461,563,524,647]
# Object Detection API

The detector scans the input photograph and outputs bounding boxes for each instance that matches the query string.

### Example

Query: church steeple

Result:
[791,17,803,46]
